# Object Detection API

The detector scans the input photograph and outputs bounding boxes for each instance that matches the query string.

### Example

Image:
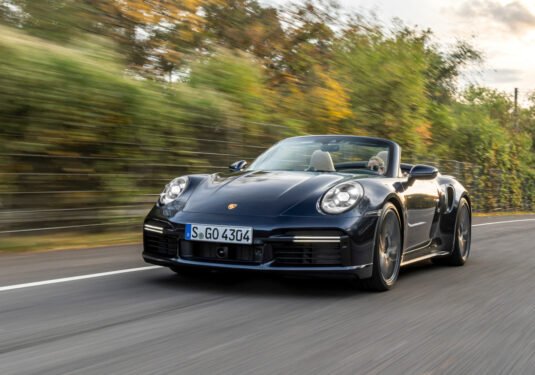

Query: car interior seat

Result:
[308,150,335,172]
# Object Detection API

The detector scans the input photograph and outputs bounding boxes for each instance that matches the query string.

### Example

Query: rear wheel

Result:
[359,203,402,292]
[434,198,471,266]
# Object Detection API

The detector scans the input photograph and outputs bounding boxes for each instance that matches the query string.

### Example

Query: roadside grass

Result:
[473,211,535,217]
[0,231,141,254]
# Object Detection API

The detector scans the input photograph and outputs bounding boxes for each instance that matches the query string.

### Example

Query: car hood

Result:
[184,170,360,217]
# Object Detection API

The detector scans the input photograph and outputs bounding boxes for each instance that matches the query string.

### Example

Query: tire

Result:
[434,197,471,266]
[359,203,403,292]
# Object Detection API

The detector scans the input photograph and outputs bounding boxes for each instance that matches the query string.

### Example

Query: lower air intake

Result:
[272,242,343,266]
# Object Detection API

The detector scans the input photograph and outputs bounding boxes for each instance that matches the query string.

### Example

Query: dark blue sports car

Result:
[143,135,471,291]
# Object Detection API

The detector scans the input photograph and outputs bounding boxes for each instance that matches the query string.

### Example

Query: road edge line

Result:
[0,266,161,292]
[473,218,535,227]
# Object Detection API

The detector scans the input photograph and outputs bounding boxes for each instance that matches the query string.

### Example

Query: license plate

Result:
[185,224,253,245]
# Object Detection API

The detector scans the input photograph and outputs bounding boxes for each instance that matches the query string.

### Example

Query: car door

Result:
[403,178,440,250]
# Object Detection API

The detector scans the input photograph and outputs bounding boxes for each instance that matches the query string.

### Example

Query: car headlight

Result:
[320,181,363,214]
[159,176,189,205]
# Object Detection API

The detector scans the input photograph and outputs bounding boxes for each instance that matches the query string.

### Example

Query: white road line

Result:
[473,218,535,227]
[0,266,161,292]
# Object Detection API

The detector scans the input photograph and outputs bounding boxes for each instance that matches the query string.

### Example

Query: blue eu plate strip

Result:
[185,224,192,240]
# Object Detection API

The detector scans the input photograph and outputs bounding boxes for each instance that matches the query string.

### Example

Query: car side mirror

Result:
[409,165,438,181]
[229,160,248,172]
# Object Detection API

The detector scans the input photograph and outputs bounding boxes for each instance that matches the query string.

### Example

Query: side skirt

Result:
[401,251,449,267]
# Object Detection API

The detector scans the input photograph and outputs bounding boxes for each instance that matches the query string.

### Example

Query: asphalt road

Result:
[1,215,534,375]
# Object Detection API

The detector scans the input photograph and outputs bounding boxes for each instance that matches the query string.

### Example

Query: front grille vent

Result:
[143,221,178,258]
[180,241,263,264]
[272,242,343,266]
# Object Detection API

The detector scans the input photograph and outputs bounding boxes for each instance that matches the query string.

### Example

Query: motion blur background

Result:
[0,0,533,252]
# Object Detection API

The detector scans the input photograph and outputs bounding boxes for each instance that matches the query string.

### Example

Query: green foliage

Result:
[445,87,534,211]
[190,49,267,121]
[0,26,233,216]
[334,27,430,155]
[425,41,482,104]
[0,0,533,224]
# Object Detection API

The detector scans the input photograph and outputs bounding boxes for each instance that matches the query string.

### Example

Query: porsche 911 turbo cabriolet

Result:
[143,135,471,291]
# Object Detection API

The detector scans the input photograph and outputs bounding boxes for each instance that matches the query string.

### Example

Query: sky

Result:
[261,0,535,100]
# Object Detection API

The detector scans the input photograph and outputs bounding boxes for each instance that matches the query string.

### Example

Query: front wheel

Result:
[359,203,402,292]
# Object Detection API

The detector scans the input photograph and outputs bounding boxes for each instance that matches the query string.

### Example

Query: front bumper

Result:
[143,253,371,278]
[142,210,377,279]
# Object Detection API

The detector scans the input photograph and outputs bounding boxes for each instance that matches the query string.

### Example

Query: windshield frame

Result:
[248,135,401,178]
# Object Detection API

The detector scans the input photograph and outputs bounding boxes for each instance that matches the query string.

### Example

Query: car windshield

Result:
[249,136,392,175]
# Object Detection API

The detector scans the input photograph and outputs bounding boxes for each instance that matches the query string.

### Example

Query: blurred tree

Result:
[0,0,99,41]
[0,0,533,220]
[335,25,430,155]
[275,0,338,85]
[0,0,224,79]
[188,48,276,153]
[524,93,535,164]
[93,0,223,79]
[190,48,267,119]
[307,67,352,131]
[448,86,533,210]
[425,40,482,104]
[203,0,286,63]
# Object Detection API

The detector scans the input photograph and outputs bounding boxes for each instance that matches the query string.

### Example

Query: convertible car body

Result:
[143,135,471,291]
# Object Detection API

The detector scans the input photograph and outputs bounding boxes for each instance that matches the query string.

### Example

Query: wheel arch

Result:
[461,193,472,214]
[385,195,406,253]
